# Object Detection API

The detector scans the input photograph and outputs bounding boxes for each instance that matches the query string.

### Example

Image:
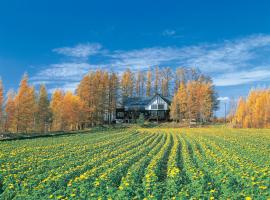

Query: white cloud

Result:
[53,43,102,58]
[31,63,92,82]
[213,68,270,86]
[106,34,270,74]
[32,34,270,92]
[30,62,107,93]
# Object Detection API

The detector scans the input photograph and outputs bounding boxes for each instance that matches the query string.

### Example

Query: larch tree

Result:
[121,68,134,100]
[174,67,187,92]
[154,66,160,94]
[36,84,51,133]
[171,79,217,124]
[170,82,188,122]
[108,72,118,124]
[135,71,144,97]
[146,67,152,97]
[186,81,200,122]
[5,90,16,132]
[200,83,214,122]
[161,67,171,97]
[77,74,92,127]
[50,89,64,131]
[14,74,37,133]
[232,89,270,128]
[77,70,117,126]
[170,94,180,122]
[62,91,86,130]
[232,97,246,128]
[177,82,188,121]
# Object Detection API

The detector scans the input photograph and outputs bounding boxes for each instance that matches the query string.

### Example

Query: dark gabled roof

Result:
[148,94,172,105]
[123,96,152,111]
[162,96,172,104]
[123,94,172,111]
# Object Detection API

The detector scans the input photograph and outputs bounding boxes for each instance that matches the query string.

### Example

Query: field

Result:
[0,128,270,200]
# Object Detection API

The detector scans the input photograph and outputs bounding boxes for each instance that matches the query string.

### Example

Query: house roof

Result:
[123,94,172,111]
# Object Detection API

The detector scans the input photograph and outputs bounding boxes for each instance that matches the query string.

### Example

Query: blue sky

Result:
[1,0,270,116]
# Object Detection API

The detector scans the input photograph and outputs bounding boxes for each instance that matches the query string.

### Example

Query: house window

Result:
[151,104,165,110]
[151,104,157,109]
[158,104,164,110]
[117,112,124,118]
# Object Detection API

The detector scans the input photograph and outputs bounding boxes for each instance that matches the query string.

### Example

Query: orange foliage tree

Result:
[14,74,37,133]
[50,89,64,131]
[170,78,218,124]
[5,90,16,132]
[232,89,270,128]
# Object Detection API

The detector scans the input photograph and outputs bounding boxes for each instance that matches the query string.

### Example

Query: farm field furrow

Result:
[0,128,269,199]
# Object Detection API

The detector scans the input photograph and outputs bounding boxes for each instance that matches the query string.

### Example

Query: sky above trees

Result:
[1,0,270,116]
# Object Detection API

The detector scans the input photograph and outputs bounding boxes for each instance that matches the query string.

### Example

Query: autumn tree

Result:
[232,97,246,128]
[146,67,152,97]
[161,67,171,96]
[154,66,160,94]
[107,72,118,124]
[136,71,145,97]
[95,70,109,124]
[62,91,86,130]
[77,70,118,126]
[178,82,188,121]
[186,81,200,122]
[36,85,51,133]
[170,94,180,122]
[50,89,64,131]
[170,79,217,124]
[14,74,37,133]
[121,68,134,100]
[170,82,187,122]
[77,74,92,127]
[232,89,270,128]
[5,90,16,132]
[174,67,187,92]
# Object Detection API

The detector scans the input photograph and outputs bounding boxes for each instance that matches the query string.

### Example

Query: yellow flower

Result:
[245,197,252,200]
[8,184,14,189]
[124,182,129,187]
[259,185,267,190]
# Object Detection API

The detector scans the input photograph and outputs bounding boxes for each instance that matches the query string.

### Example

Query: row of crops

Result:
[0,128,269,199]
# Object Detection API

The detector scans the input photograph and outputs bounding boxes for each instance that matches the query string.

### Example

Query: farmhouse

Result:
[116,94,171,123]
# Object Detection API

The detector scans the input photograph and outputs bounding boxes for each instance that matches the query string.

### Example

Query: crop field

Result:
[0,128,270,200]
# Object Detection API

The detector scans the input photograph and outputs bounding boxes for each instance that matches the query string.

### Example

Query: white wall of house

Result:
[145,95,169,111]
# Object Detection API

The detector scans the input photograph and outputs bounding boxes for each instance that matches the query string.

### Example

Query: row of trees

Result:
[0,73,116,133]
[1,76,51,133]
[232,89,270,128]
[170,77,218,123]
[0,67,218,133]
[120,66,205,99]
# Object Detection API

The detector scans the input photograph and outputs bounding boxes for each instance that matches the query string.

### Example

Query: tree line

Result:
[232,89,270,128]
[0,67,218,133]
[170,74,218,124]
